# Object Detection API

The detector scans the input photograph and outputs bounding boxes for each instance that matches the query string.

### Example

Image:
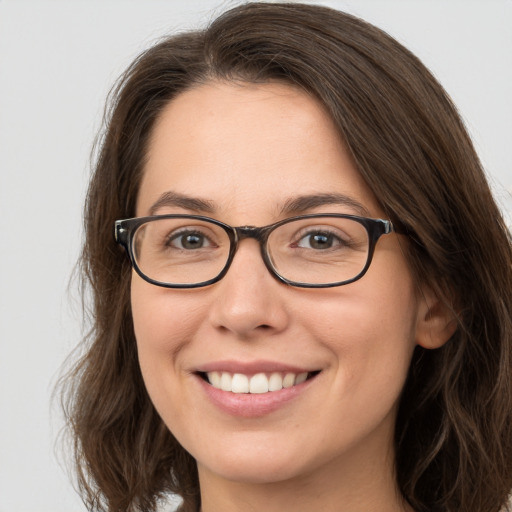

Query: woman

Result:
[64,3,512,511]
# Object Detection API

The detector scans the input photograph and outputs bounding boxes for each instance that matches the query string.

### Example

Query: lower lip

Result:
[196,375,316,418]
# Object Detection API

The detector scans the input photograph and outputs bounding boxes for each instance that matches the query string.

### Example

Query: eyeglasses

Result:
[114,214,397,288]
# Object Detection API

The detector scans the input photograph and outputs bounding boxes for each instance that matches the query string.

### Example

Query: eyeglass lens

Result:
[131,216,371,286]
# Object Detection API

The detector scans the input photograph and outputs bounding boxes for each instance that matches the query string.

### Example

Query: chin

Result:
[199,456,310,486]
[192,433,327,486]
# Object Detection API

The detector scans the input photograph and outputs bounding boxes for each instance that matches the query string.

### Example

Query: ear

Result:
[415,285,457,349]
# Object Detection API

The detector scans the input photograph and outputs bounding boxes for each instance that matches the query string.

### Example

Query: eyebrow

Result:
[149,191,216,215]
[280,193,371,217]
[148,191,370,218]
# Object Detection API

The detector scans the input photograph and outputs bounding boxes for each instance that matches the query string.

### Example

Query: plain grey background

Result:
[1,1,511,511]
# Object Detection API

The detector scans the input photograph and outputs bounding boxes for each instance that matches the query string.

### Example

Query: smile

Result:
[195,365,321,417]
[204,371,313,394]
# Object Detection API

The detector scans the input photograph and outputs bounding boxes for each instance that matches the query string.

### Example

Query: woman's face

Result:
[132,82,430,488]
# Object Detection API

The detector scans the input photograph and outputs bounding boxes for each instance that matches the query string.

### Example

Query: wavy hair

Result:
[62,3,512,511]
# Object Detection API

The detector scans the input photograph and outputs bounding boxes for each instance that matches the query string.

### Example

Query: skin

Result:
[132,81,452,512]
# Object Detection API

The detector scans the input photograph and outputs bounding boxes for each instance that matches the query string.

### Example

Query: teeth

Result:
[295,372,308,385]
[209,371,221,388]
[206,371,310,394]
[268,372,283,391]
[220,372,232,392]
[250,373,268,394]
[231,373,249,393]
[283,373,296,388]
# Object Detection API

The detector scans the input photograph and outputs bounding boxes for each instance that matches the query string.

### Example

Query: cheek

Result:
[130,277,218,449]
[130,275,203,397]
[132,273,204,346]
[298,273,419,393]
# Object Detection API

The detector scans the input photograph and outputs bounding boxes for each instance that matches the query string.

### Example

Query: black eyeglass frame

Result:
[114,213,397,289]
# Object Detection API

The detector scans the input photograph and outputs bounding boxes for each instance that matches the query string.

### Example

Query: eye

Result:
[296,231,343,250]
[168,230,213,250]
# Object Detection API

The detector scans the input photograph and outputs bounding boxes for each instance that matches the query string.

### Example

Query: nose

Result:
[208,239,290,340]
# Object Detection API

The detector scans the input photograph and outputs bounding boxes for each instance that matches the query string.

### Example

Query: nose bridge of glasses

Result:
[231,225,273,267]
[234,226,269,244]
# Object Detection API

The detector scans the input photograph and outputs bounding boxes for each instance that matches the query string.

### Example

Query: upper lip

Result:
[194,359,319,375]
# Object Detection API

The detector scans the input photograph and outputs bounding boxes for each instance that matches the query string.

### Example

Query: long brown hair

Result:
[62,3,512,511]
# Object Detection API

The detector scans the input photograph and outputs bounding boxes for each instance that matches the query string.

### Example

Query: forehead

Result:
[137,81,381,221]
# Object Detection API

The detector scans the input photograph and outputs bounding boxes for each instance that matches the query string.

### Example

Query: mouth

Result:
[198,370,321,394]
